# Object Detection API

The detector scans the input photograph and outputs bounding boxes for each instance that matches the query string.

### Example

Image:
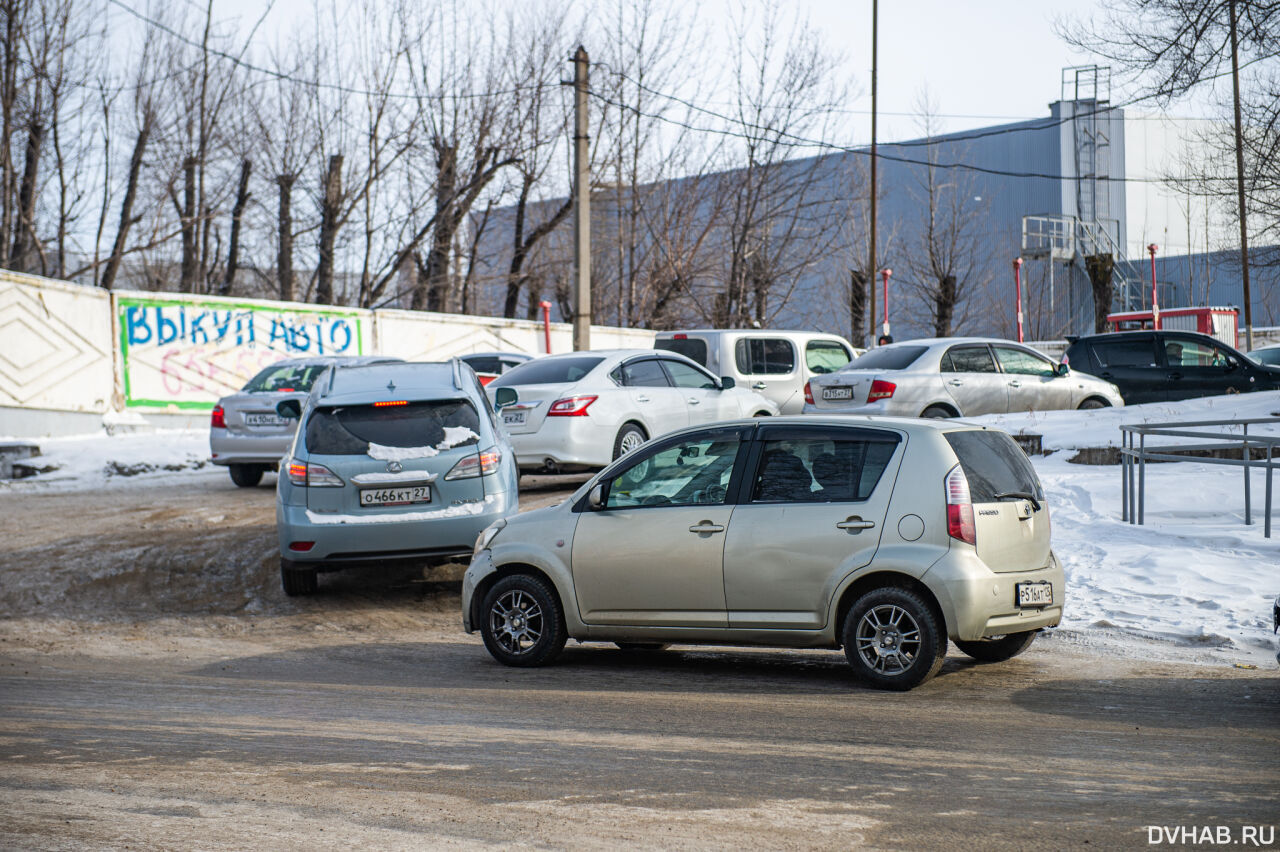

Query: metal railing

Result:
[1120,416,1280,538]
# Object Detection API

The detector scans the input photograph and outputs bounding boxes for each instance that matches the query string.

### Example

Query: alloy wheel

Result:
[854,603,922,675]
[488,588,544,656]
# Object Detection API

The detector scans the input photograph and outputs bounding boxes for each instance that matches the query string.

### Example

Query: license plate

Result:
[359,486,431,507]
[822,386,853,401]
[1016,581,1053,607]
[502,410,526,426]
[245,413,287,427]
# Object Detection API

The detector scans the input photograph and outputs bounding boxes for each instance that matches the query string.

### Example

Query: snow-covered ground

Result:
[4,392,1279,666]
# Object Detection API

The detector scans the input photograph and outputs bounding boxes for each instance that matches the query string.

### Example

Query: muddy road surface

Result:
[1,470,1277,849]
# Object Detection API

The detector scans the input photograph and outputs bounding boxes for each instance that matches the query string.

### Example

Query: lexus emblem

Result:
[386,460,403,473]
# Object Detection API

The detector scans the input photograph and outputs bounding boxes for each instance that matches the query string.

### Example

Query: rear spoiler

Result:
[1064,335,1079,344]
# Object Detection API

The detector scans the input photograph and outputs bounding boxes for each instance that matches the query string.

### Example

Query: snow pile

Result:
[305,494,498,525]
[366,428,479,461]
[1,428,214,489]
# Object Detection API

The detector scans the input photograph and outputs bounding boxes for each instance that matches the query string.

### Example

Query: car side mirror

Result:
[276,399,302,419]
[587,484,605,510]
[720,376,736,390]
[1056,362,1070,377]
[494,387,518,409]
[1224,356,1239,371]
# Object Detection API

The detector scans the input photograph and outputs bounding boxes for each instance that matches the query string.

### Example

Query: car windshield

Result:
[1248,348,1280,367]
[839,345,927,372]
[490,356,604,387]
[305,400,480,454]
[242,362,331,393]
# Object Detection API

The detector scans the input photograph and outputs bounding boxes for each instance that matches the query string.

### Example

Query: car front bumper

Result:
[277,490,515,567]
[461,548,498,633]
[923,549,1066,642]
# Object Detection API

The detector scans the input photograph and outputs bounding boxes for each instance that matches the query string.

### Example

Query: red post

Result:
[540,301,553,354]
[1147,244,1160,330]
[1013,258,1024,343]
[880,268,892,338]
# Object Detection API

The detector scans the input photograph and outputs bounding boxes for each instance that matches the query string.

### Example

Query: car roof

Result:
[316,361,472,406]
[656,329,851,339]
[660,414,1000,436]
[461,351,532,360]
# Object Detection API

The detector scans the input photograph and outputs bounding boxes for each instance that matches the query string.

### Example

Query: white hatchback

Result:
[487,349,778,473]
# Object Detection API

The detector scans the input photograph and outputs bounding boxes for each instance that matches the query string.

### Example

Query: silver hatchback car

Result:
[276,360,518,595]
[464,416,1064,690]
[210,355,399,487]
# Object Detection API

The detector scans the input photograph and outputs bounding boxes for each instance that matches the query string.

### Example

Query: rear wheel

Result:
[615,642,670,652]
[843,587,946,691]
[612,423,648,460]
[280,560,318,596]
[1078,397,1110,410]
[955,631,1037,663]
[480,574,567,667]
[229,464,264,488]
[920,405,955,419]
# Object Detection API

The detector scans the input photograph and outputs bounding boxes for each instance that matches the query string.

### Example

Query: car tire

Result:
[480,574,567,667]
[843,587,946,691]
[615,642,670,651]
[229,464,264,488]
[612,423,648,460]
[955,631,1037,663]
[280,561,318,596]
[1077,397,1110,410]
[752,410,772,417]
[920,405,955,419]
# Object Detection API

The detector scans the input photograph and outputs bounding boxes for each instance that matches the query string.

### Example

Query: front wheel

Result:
[920,405,955,419]
[1077,397,1110,410]
[955,631,1037,663]
[480,574,567,667]
[843,587,946,690]
[229,464,264,487]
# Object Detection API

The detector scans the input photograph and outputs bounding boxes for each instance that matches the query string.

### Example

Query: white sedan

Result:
[487,349,778,473]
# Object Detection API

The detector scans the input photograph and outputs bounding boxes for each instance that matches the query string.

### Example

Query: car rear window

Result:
[305,400,481,455]
[242,362,330,393]
[944,430,1043,503]
[1091,339,1157,368]
[655,337,709,367]
[490,356,603,387]
[841,345,927,371]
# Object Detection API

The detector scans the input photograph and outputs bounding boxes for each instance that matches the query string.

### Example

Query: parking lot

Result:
[1,471,1276,849]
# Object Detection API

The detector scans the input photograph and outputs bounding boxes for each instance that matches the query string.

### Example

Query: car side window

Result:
[621,359,672,388]
[735,338,796,375]
[943,346,997,373]
[1166,339,1230,368]
[605,436,742,509]
[993,346,1056,377]
[751,436,898,503]
[805,340,852,374]
[661,359,718,390]
[1092,339,1158,368]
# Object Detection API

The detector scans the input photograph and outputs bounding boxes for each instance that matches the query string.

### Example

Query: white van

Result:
[654,329,862,414]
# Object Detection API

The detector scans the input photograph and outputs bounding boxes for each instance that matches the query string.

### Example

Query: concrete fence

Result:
[0,270,654,438]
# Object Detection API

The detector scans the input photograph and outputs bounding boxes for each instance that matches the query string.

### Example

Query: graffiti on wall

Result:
[117,296,364,409]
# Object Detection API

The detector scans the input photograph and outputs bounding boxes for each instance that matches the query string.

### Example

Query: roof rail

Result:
[451,357,464,390]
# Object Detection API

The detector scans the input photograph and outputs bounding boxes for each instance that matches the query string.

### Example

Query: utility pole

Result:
[571,45,592,351]
[1228,0,1253,351]
[866,0,878,347]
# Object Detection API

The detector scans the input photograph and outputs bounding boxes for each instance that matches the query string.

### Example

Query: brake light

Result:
[804,381,814,405]
[444,449,502,480]
[374,400,408,407]
[867,379,896,401]
[211,405,226,429]
[286,457,344,487]
[673,333,687,339]
[547,395,597,416]
[945,464,976,545]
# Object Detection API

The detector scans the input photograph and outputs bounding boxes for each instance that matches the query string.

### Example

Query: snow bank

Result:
[1,428,215,490]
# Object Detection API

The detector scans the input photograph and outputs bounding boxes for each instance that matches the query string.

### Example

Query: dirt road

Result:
[1,472,1277,849]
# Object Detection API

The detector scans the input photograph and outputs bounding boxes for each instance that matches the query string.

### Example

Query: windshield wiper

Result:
[994,491,1041,512]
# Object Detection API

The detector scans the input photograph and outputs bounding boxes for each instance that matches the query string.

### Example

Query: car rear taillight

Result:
[286,457,344,487]
[804,381,814,405]
[445,449,502,480]
[867,379,897,401]
[945,464,976,545]
[211,405,226,429]
[547,395,597,416]
[288,541,315,552]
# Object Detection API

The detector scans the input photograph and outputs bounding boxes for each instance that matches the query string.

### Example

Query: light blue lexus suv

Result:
[275,360,518,595]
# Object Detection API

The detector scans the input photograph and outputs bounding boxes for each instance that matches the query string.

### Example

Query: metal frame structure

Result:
[1120,416,1280,538]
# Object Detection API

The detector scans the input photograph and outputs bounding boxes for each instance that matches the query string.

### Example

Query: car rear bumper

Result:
[923,548,1066,641]
[276,489,515,565]
[506,417,619,470]
[210,430,293,466]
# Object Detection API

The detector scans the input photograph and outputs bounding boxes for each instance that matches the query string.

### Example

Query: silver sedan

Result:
[803,337,1124,418]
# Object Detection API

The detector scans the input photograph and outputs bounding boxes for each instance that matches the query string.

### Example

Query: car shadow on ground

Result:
[1009,676,1279,730]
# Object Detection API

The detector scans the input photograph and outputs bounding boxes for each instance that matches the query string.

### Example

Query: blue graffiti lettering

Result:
[330,321,352,353]
[155,307,179,345]
[125,306,152,345]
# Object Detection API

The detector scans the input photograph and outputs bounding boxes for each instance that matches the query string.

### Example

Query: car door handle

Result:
[688,521,725,534]
[836,517,876,531]
[1168,372,1182,380]
[1008,380,1022,388]
[687,398,700,405]
[947,379,963,386]
[752,382,767,390]
[635,395,650,403]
